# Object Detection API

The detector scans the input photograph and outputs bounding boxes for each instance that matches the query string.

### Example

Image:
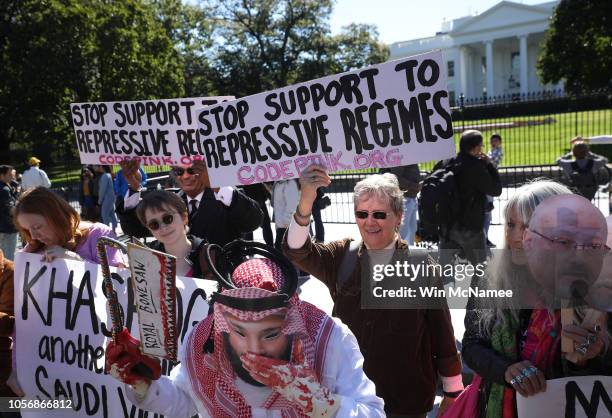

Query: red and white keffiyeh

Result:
[184,258,334,418]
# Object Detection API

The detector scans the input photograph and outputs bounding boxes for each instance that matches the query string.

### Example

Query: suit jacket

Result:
[117,187,263,246]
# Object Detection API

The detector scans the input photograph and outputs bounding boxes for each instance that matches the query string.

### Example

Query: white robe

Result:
[126,317,385,418]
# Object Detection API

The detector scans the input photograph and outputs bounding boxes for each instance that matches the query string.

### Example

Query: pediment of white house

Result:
[450,1,553,36]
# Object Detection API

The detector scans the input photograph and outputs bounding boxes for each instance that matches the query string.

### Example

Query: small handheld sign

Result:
[127,243,178,361]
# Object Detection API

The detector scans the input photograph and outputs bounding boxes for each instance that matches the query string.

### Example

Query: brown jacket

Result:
[283,236,461,415]
[0,250,15,396]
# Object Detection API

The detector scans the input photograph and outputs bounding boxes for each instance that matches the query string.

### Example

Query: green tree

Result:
[537,0,612,93]
[0,0,185,165]
[152,0,215,96]
[206,0,388,97]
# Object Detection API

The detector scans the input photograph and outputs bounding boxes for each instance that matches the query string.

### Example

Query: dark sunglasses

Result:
[172,167,197,177]
[355,210,389,220]
[147,213,175,231]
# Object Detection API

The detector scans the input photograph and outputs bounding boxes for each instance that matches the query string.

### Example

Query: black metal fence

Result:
[440,89,612,170]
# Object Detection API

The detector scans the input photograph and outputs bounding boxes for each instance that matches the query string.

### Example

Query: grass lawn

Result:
[453,109,611,167]
[46,108,611,183]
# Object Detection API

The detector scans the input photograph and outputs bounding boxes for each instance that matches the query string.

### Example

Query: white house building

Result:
[389,1,563,103]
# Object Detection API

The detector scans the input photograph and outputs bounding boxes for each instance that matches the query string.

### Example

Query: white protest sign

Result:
[196,50,455,187]
[517,376,612,418]
[71,96,234,166]
[14,252,217,418]
[128,244,177,361]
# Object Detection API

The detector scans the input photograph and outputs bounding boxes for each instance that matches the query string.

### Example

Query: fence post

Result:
[459,93,465,130]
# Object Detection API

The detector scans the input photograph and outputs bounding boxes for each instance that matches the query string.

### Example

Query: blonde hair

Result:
[478,179,573,336]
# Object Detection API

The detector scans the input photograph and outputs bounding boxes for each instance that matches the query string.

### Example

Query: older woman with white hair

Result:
[282,164,463,418]
[460,179,612,418]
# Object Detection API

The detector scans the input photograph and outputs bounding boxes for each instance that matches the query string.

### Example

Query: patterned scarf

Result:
[486,308,561,418]
[184,258,334,417]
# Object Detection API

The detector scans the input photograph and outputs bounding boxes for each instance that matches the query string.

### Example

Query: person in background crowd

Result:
[284,165,463,417]
[272,179,299,251]
[381,164,421,245]
[8,168,20,198]
[484,134,504,247]
[9,187,124,396]
[116,160,262,246]
[241,183,274,247]
[20,157,51,191]
[96,165,118,234]
[461,192,611,418]
[557,137,608,201]
[135,191,209,278]
[106,255,385,417]
[0,249,20,418]
[79,166,98,221]
[0,166,18,261]
[114,166,147,198]
[438,130,502,266]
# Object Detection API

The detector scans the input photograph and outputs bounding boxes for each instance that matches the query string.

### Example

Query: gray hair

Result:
[478,179,574,337]
[353,173,404,216]
[503,179,573,228]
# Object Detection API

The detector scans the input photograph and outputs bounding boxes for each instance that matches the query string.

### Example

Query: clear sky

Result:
[330,0,550,44]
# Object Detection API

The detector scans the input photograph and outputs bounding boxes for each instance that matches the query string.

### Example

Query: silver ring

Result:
[576,344,588,356]
[528,366,539,375]
[510,378,518,385]
[515,374,524,384]
[594,324,601,333]
[521,368,534,378]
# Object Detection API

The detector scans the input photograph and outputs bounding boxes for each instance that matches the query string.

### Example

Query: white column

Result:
[458,46,469,98]
[485,40,494,98]
[519,34,528,95]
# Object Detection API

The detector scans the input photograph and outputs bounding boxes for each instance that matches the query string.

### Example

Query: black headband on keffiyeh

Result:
[206,239,298,312]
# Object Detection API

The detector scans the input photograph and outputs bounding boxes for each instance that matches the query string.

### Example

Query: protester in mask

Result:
[106,251,385,417]
[460,192,611,417]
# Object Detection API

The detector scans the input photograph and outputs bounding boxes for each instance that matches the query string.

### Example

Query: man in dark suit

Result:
[116,160,263,246]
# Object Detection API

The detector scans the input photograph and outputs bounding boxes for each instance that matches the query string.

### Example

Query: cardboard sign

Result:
[71,96,234,166]
[197,50,455,187]
[127,243,177,361]
[14,252,217,418]
[517,376,612,418]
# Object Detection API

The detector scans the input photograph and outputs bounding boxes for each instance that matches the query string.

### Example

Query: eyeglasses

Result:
[530,229,611,252]
[146,213,175,231]
[355,210,390,220]
[172,167,197,177]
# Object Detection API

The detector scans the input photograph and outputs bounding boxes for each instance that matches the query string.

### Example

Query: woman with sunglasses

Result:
[282,164,463,418]
[135,190,208,277]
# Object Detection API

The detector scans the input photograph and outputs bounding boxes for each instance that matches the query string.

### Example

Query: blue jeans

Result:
[400,198,418,245]
[0,233,17,261]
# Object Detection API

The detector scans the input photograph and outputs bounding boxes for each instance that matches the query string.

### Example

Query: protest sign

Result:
[196,50,455,187]
[14,252,216,418]
[128,244,177,361]
[71,96,234,166]
[517,376,612,418]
